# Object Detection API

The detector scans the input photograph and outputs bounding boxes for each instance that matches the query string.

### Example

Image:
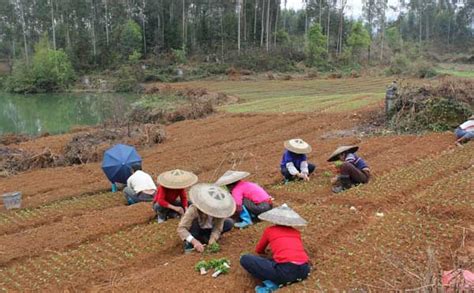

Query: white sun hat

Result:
[189,183,236,218]
[214,170,250,186]
[157,169,198,189]
[258,204,307,227]
[284,139,312,154]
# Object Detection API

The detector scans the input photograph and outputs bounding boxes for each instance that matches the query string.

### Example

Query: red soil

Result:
[0,103,471,292]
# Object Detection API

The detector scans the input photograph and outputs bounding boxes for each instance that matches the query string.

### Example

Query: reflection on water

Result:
[0,92,138,135]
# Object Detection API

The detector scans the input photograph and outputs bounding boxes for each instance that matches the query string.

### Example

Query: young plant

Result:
[205,242,221,254]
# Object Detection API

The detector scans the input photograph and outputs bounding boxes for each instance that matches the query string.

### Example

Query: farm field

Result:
[0,77,473,292]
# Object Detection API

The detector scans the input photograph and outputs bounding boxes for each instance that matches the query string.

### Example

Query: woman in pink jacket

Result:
[215,170,273,228]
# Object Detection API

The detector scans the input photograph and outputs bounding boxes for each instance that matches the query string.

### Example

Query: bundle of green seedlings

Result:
[194,258,230,278]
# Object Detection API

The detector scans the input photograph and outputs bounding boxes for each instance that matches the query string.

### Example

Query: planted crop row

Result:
[342,146,473,203]
[0,192,124,235]
[0,221,177,291]
[408,166,473,218]
[315,210,463,290]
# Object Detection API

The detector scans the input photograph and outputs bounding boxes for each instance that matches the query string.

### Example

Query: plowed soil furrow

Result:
[0,203,154,266]
[83,151,470,292]
[0,220,177,291]
[0,192,123,235]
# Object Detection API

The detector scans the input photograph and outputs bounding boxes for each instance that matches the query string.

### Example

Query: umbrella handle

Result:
[111,183,118,193]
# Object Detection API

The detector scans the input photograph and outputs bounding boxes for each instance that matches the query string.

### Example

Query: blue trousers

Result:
[280,163,316,181]
[240,254,310,285]
[455,127,474,140]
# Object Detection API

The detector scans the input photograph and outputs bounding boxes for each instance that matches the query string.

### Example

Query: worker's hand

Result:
[171,205,184,215]
[175,206,184,215]
[302,173,310,181]
[296,173,305,179]
[192,239,205,253]
[331,176,338,185]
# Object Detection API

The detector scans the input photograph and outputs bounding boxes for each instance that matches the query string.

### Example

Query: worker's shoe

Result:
[234,221,251,229]
[157,216,166,224]
[183,241,194,254]
[255,280,279,292]
[331,175,353,194]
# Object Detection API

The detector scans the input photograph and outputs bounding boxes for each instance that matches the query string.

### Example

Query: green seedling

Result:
[322,171,333,177]
[205,243,221,254]
[195,260,210,275]
[334,161,343,168]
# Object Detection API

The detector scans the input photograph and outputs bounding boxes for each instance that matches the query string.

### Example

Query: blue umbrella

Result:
[102,144,142,184]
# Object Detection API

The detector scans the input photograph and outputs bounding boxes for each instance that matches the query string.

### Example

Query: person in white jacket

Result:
[123,164,157,205]
[280,139,315,183]
[455,115,474,146]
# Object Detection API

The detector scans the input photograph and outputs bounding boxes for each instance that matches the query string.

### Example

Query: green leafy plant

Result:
[205,243,221,254]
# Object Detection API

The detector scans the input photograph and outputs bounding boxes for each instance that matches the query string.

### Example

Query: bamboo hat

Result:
[469,115,474,120]
[327,145,359,162]
[284,139,312,154]
[214,170,250,186]
[258,204,307,227]
[189,183,236,218]
[157,169,198,189]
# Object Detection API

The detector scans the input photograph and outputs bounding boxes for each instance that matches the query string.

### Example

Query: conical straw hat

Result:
[284,139,312,154]
[214,170,250,186]
[189,183,236,218]
[258,204,307,227]
[157,169,198,189]
[469,115,474,120]
[327,145,359,162]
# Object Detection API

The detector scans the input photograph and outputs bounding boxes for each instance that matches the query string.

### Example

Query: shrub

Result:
[113,65,140,93]
[385,53,410,76]
[172,47,187,64]
[411,60,437,78]
[6,37,75,93]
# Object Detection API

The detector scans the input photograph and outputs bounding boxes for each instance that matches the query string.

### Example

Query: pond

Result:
[0,92,139,136]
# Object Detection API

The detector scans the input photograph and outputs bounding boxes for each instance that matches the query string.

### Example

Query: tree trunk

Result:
[260,0,265,47]
[104,0,109,46]
[238,0,241,54]
[283,0,287,31]
[319,0,322,25]
[91,0,97,58]
[266,0,270,51]
[182,0,185,47]
[326,4,330,53]
[243,0,247,42]
[143,0,147,55]
[18,0,29,65]
[274,0,279,46]
[50,0,56,50]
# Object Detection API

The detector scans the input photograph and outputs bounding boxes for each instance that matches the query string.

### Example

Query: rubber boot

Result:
[234,206,253,229]
[111,183,118,192]
[332,175,352,194]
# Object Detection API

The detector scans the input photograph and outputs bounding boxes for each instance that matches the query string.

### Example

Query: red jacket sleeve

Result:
[255,228,270,254]
[180,189,188,209]
[154,186,170,208]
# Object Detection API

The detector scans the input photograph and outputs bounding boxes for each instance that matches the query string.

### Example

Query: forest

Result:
[0,0,472,92]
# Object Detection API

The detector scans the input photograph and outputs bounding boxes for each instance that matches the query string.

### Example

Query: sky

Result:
[283,0,400,20]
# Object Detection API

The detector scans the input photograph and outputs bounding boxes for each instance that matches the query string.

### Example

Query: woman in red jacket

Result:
[152,169,198,223]
[240,204,310,291]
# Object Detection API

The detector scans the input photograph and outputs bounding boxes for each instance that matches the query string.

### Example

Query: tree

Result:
[306,23,327,66]
[347,21,371,63]
[119,19,143,59]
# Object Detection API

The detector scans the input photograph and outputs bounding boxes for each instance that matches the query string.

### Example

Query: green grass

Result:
[181,77,393,113]
[436,63,474,78]
[436,68,474,78]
